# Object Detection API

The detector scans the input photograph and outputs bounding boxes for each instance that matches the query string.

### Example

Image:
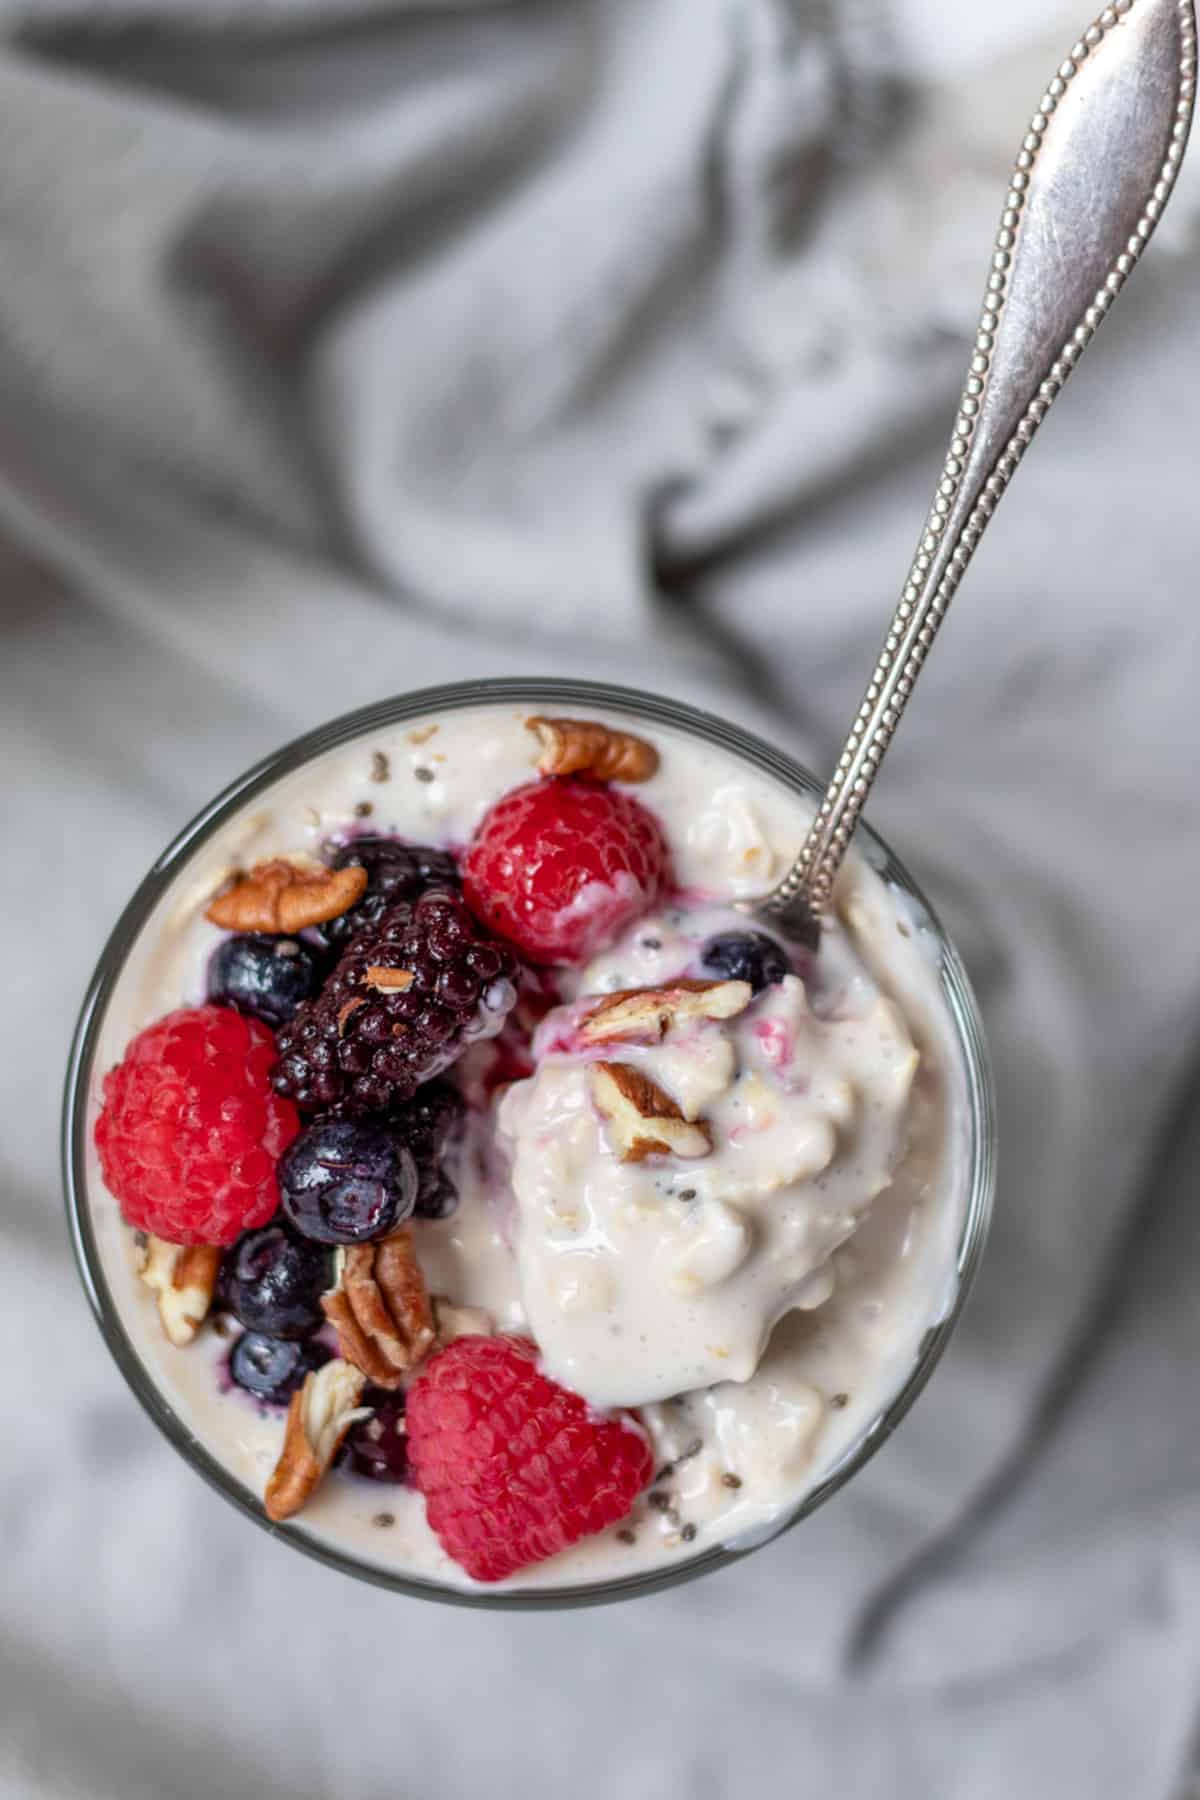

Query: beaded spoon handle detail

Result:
[755,0,1197,948]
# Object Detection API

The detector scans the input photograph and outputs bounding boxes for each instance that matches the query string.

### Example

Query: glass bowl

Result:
[63,678,996,1610]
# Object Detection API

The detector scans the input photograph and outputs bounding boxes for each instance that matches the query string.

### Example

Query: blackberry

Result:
[699,930,791,994]
[314,838,460,950]
[272,891,519,1114]
[392,1081,465,1220]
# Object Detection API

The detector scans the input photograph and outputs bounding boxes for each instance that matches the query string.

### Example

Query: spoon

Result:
[751,0,1196,950]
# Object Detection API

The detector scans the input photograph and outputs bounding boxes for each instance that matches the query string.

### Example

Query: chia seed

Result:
[414,766,435,784]
[720,1472,742,1489]
[353,801,373,818]
[648,1491,673,1512]
[616,1528,636,1545]
[677,1188,697,1202]
[681,1523,698,1543]
[370,751,390,783]
[372,1512,395,1529]
[831,1392,850,1409]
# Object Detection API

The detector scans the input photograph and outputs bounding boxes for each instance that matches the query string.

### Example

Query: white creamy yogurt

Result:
[84,701,969,1592]
[500,915,921,1409]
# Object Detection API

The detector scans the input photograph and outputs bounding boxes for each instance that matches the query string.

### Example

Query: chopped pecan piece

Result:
[321,1227,436,1390]
[363,965,414,993]
[206,858,367,934]
[135,1236,221,1347]
[589,1062,713,1163]
[337,998,366,1035]
[579,979,752,1046]
[526,716,659,783]
[433,1297,494,1346]
[264,1359,368,1523]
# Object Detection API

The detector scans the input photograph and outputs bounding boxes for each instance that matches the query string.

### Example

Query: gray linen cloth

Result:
[3,2,1200,1795]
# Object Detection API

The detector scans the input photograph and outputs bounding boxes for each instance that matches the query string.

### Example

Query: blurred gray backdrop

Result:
[3,1,1200,1796]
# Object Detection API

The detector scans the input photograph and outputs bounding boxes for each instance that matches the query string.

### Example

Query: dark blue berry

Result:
[342,1390,409,1482]
[314,838,461,949]
[230,1332,329,1406]
[699,930,791,994]
[222,1222,331,1339]
[278,1117,418,1244]
[391,1080,464,1220]
[415,1171,458,1222]
[208,933,326,1028]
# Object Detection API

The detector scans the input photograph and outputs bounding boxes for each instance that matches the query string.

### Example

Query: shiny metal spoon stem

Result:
[756,0,1196,948]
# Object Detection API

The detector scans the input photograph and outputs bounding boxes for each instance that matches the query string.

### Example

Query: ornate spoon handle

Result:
[763,0,1196,937]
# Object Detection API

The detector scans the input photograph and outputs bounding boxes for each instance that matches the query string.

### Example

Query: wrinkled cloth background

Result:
[3,1,1200,1795]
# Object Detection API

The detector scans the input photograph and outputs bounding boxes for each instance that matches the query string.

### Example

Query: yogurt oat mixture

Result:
[87,704,966,1591]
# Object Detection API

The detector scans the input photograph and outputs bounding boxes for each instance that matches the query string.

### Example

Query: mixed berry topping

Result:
[314,838,460,949]
[279,1117,419,1245]
[463,777,672,966]
[406,1336,653,1582]
[230,1331,330,1406]
[221,1222,331,1339]
[271,890,518,1114]
[94,1005,300,1245]
[96,732,721,1581]
[699,930,790,994]
[206,932,327,1028]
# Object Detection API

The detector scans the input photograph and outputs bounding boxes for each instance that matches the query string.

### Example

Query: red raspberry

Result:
[406,1335,653,1582]
[94,1005,300,1246]
[463,777,671,966]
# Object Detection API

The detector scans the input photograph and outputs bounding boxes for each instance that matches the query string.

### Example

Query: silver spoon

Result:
[752,0,1196,949]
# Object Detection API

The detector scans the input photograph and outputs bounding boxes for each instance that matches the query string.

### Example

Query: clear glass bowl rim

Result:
[63,677,996,1612]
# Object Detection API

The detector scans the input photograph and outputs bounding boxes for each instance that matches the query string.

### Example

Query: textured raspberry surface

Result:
[94,1005,300,1245]
[406,1334,653,1582]
[463,777,671,966]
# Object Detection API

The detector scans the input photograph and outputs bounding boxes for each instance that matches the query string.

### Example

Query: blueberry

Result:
[415,1171,459,1222]
[391,1080,465,1220]
[699,930,791,994]
[278,1117,418,1244]
[230,1332,329,1406]
[208,934,325,1029]
[222,1222,331,1339]
[342,1390,409,1483]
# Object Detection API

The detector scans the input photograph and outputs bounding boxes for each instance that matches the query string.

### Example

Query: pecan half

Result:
[589,1062,713,1163]
[321,1227,436,1389]
[264,1359,368,1523]
[135,1236,220,1347]
[579,979,752,1046]
[206,858,367,934]
[527,716,659,783]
